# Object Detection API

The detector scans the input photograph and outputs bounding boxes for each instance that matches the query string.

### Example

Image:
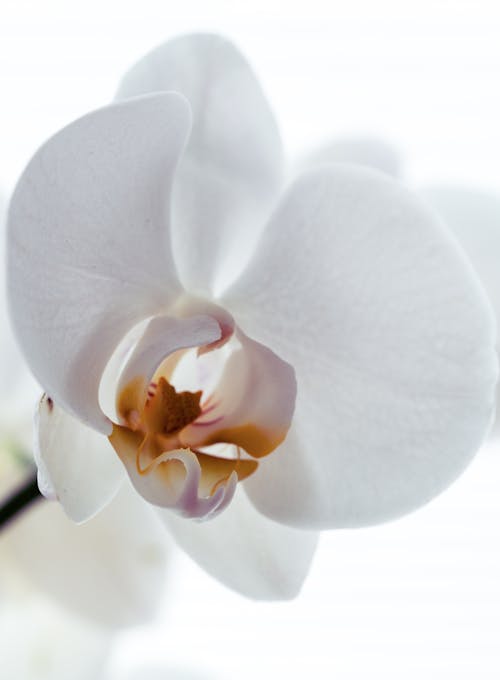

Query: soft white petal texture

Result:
[1,481,170,628]
[8,93,191,434]
[422,186,500,327]
[0,194,40,448]
[224,165,497,529]
[423,186,500,437]
[35,395,124,522]
[299,136,401,177]
[116,33,284,296]
[160,487,318,600]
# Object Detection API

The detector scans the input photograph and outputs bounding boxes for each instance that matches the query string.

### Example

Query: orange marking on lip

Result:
[200,423,287,458]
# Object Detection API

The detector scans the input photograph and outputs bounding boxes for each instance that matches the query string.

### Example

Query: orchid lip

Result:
[107,309,297,521]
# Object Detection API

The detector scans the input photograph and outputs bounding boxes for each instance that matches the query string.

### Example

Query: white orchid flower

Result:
[0,194,170,628]
[6,34,498,600]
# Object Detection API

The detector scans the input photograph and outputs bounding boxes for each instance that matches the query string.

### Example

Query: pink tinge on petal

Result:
[173,295,236,355]
[197,320,234,356]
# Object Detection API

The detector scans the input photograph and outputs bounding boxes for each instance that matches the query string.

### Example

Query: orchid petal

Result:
[2,481,170,628]
[116,33,284,296]
[35,395,124,522]
[299,136,401,176]
[224,165,497,529]
[160,487,318,600]
[8,93,191,434]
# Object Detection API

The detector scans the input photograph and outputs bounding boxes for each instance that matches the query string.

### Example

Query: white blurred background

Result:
[1,1,499,678]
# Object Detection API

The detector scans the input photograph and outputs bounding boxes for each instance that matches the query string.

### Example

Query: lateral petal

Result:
[224,165,497,528]
[8,93,191,434]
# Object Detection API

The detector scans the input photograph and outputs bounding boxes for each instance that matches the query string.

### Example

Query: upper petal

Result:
[116,33,284,296]
[7,93,191,434]
[224,165,497,529]
[160,486,318,600]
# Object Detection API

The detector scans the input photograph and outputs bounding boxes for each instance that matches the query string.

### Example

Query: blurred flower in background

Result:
[0,582,111,680]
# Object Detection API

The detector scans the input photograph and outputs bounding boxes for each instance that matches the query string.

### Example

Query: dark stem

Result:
[0,472,42,529]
